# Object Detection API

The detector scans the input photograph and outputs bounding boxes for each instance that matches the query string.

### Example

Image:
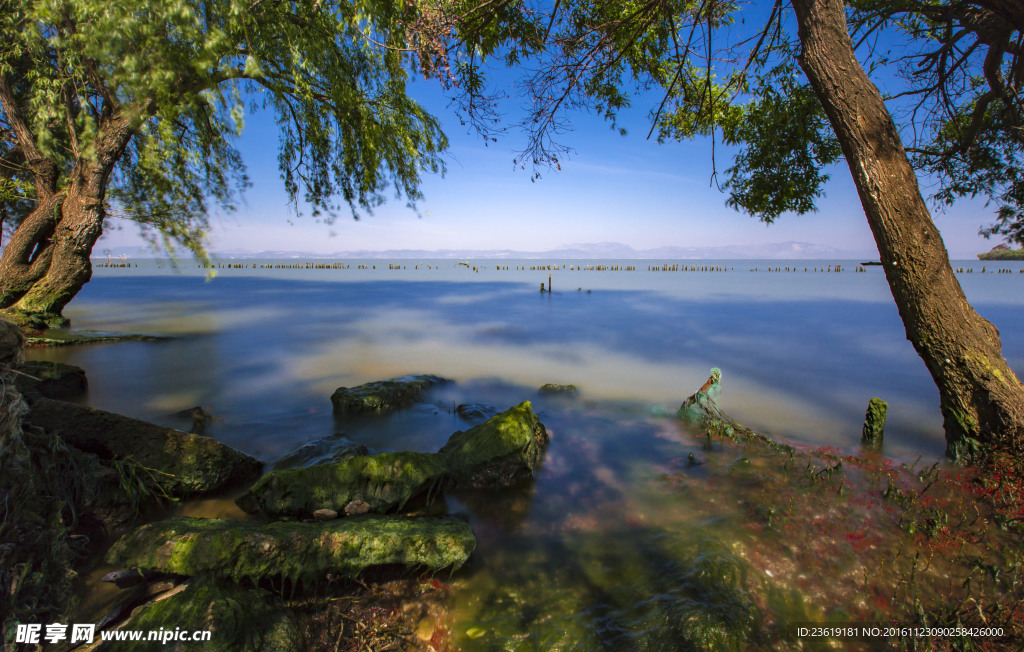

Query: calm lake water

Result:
[36,257,1024,648]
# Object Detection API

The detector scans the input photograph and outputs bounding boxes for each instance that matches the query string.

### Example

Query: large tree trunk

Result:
[791,0,1024,460]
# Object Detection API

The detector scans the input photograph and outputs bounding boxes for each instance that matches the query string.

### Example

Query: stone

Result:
[105,515,476,581]
[99,580,302,652]
[344,500,371,516]
[440,401,550,489]
[455,403,497,422]
[539,383,578,396]
[236,451,448,518]
[862,398,888,448]
[25,398,262,498]
[313,508,338,521]
[330,374,449,417]
[271,432,370,470]
[13,360,87,401]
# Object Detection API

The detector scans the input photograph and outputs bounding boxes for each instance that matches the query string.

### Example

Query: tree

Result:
[447,0,1024,460]
[0,0,452,327]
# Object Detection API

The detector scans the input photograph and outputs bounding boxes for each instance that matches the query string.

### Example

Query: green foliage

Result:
[0,0,452,257]
[111,456,177,515]
[719,81,842,221]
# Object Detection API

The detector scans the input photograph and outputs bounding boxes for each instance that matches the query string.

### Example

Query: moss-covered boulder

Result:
[538,383,578,396]
[100,580,303,651]
[237,451,447,518]
[13,360,87,401]
[439,401,550,490]
[106,515,476,581]
[25,398,262,498]
[331,374,449,417]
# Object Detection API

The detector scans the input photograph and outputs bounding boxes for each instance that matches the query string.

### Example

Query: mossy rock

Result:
[538,383,578,396]
[440,401,550,490]
[331,374,449,417]
[100,580,302,651]
[0,309,69,332]
[237,451,447,518]
[861,397,888,448]
[105,515,476,582]
[13,360,87,401]
[25,398,262,498]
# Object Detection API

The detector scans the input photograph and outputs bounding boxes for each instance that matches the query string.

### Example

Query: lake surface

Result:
[37,258,1024,648]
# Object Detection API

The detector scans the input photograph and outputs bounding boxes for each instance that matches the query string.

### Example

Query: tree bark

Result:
[791,0,1024,459]
[0,94,142,325]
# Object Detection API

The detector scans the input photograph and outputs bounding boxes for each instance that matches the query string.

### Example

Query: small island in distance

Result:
[978,243,1024,260]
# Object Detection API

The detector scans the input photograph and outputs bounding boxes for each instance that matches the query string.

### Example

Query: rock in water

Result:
[538,384,578,396]
[455,403,497,422]
[440,401,550,489]
[862,398,888,448]
[236,451,448,518]
[99,580,302,652]
[105,515,476,581]
[331,374,449,416]
[271,432,369,470]
[25,398,262,498]
[12,360,87,401]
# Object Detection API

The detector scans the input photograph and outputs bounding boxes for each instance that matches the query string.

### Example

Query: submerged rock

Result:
[236,451,448,518]
[455,403,498,422]
[106,515,476,581]
[538,383,578,396]
[271,432,370,470]
[13,360,87,401]
[25,398,262,498]
[440,401,550,489]
[100,580,302,652]
[331,374,449,417]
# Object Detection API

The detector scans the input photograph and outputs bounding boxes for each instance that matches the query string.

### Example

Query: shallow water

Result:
[36,258,1024,646]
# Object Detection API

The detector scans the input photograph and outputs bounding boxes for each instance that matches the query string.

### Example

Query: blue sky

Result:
[99,50,1004,259]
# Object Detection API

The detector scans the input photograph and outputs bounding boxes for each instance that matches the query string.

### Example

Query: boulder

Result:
[271,432,370,470]
[440,401,550,489]
[13,360,87,401]
[538,384,578,396]
[331,374,449,417]
[105,515,476,581]
[236,451,447,518]
[99,580,302,652]
[25,398,262,498]
[455,403,497,422]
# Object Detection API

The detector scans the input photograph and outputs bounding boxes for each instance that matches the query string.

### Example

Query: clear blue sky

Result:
[99,57,1002,259]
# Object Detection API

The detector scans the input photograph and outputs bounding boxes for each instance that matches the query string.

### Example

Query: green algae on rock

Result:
[12,360,87,401]
[99,580,303,652]
[331,374,449,417]
[538,383,578,396]
[440,401,550,489]
[25,398,262,498]
[862,397,888,448]
[236,451,447,518]
[105,515,476,581]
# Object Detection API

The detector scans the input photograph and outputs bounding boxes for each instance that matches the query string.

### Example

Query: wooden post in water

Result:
[548,273,552,293]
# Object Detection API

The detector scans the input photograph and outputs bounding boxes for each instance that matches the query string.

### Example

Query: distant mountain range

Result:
[96,241,871,260]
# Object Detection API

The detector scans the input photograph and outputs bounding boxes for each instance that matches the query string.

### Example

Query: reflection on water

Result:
[37,259,1024,646]
[44,259,1024,459]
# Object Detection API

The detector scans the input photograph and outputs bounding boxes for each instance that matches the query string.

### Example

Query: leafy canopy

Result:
[0,0,467,255]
